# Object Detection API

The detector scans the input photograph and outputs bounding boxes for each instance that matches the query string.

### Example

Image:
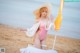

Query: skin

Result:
[41,10,48,18]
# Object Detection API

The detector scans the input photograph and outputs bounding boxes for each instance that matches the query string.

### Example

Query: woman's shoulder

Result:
[35,18,41,23]
[46,17,50,21]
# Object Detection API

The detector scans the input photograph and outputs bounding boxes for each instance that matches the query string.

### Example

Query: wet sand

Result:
[0,24,80,53]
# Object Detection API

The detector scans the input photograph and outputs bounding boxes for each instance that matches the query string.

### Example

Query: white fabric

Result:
[20,46,58,53]
[45,22,53,30]
[26,22,54,37]
[25,22,40,37]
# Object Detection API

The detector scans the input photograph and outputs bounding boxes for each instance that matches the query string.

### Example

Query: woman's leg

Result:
[34,32,41,48]
[41,39,47,49]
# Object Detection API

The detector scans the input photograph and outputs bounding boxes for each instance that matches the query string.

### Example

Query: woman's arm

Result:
[45,15,55,30]
[45,23,55,30]
[45,18,52,30]
[45,22,53,30]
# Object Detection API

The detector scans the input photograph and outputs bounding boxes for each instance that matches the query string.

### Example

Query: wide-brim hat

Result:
[33,3,52,19]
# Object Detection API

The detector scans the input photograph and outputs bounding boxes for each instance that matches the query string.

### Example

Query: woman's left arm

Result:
[45,18,52,30]
[45,15,55,30]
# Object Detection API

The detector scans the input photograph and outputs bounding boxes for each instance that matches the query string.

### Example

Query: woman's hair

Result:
[36,7,48,20]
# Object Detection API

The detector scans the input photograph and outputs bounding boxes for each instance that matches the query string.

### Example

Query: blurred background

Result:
[0,0,80,39]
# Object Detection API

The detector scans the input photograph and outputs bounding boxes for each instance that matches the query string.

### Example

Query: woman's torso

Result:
[38,18,48,40]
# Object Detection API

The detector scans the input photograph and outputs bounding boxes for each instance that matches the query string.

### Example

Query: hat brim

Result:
[33,3,52,18]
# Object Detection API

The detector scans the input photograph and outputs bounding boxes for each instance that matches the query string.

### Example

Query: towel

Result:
[20,46,58,53]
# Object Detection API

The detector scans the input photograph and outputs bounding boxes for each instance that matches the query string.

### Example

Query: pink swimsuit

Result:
[39,20,48,41]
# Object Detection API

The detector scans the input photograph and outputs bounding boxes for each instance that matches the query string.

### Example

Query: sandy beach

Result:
[0,24,80,53]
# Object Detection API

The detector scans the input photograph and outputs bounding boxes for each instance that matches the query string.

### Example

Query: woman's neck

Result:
[41,15,46,18]
[40,16,47,20]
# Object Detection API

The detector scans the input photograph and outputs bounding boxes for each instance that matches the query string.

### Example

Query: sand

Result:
[0,24,80,53]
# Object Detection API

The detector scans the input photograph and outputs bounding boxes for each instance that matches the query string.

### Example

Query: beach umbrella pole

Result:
[52,34,57,50]
[52,0,64,50]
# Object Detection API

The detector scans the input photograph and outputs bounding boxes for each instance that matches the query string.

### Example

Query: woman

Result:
[20,3,54,49]
[33,3,54,49]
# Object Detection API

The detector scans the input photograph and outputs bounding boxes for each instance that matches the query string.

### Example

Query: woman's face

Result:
[40,7,48,18]
[41,11,48,18]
